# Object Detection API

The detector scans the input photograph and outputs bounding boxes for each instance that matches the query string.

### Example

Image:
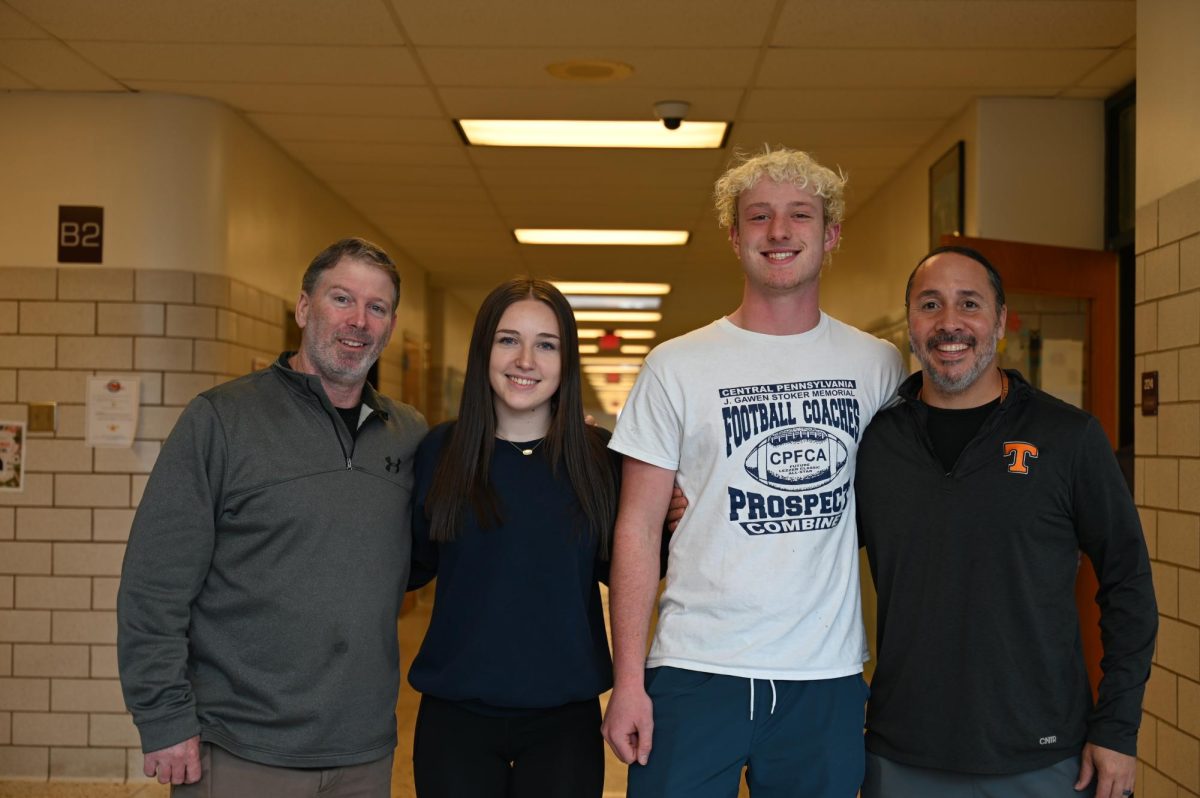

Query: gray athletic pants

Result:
[862,752,1096,797]
[171,742,393,798]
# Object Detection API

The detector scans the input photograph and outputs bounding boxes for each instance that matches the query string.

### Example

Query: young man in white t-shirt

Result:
[602,148,905,798]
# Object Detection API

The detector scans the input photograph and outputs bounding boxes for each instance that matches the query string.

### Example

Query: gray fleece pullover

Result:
[118,353,427,768]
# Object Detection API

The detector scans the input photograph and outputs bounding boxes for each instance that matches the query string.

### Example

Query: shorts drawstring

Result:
[748,678,778,720]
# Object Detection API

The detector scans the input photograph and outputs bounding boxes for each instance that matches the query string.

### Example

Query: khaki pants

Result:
[172,743,393,798]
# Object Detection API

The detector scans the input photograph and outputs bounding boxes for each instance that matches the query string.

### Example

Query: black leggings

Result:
[412,694,605,798]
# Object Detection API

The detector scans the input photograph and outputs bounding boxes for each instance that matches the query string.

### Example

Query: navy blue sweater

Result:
[407,422,618,711]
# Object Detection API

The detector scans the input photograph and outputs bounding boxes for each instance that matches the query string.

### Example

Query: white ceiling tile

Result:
[0,3,48,38]
[731,119,945,148]
[477,167,716,190]
[772,0,1134,48]
[247,113,457,145]
[0,64,35,88]
[352,187,494,209]
[304,155,472,183]
[0,40,125,89]
[742,88,975,120]
[280,141,470,166]
[438,86,742,121]
[70,42,422,84]
[1074,47,1136,89]
[491,187,704,207]
[498,204,703,230]
[417,47,759,89]
[9,0,404,44]
[759,48,1113,89]
[126,81,441,116]
[328,174,483,198]
[392,0,773,47]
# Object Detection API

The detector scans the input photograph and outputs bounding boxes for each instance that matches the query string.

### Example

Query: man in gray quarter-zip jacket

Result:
[118,238,427,797]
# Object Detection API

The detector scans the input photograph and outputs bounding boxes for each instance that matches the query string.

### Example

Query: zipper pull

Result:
[346,457,353,470]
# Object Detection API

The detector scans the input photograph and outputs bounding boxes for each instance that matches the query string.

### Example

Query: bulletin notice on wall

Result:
[0,420,24,492]
[85,376,140,448]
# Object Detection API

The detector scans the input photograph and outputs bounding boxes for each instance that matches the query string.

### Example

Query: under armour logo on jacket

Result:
[1003,441,1038,475]
[384,456,402,473]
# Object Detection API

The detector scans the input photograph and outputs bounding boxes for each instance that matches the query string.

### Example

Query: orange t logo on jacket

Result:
[1004,441,1038,475]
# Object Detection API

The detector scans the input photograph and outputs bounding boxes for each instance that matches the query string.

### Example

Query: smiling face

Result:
[729,177,841,296]
[907,251,1008,406]
[293,256,397,398]
[489,298,563,434]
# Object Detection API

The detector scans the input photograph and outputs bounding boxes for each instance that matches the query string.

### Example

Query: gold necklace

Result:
[499,436,544,456]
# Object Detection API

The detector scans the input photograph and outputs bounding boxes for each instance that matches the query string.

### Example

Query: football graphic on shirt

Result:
[743,426,849,491]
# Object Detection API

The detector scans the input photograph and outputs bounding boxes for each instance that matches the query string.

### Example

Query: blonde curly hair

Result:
[714,146,846,230]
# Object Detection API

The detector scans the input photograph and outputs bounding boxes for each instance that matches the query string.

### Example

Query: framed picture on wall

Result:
[929,141,965,248]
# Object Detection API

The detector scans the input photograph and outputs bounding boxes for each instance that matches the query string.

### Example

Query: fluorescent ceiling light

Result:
[515,229,688,246]
[574,311,662,323]
[554,282,671,296]
[568,295,662,310]
[582,356,645,367]
[577,328,657,340]
[458,119,728,149]
[583,364,643,374]
[579,344,600,354]
[621,344,651,354]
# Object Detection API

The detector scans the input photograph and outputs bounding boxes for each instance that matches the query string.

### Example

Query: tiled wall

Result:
[0,266,285,781]
[1134,177,1200,797]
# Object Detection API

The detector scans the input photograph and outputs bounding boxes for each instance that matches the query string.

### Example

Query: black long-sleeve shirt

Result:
[407,421,618,712]
[856,369,1156,775]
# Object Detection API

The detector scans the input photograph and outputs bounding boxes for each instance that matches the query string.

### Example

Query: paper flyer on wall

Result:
[0,420,24,492]
[85,376,140,448]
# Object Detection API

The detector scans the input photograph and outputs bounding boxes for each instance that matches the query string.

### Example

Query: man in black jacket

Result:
[856,246,1156,798]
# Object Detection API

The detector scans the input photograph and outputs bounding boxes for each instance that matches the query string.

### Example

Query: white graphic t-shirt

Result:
[610,314,905,680]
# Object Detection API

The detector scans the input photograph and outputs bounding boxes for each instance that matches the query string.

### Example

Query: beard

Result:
[912,325,1001,394]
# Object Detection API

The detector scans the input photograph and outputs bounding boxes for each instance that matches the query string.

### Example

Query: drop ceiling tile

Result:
[0,40,125,89]
[280,140,470,166]
[439,86,741,121]
[731,119,944,148]
[328,173,483,198]
[1074,47,1136,89]
[477,167,716,190]
[491,187,703,208]
[0,3,48,38]
[304,155,472,183]
[71,41,422,84]
[742,88,975,121]
[418,47,758,89]
[9,0,404,44]
[352,189,494,212]
[772,0,1134,48]
[248,112,457,144]
[126,81,441,116]
[391,0,773,47]
[0,64,35,88]
[758,48,1112,89]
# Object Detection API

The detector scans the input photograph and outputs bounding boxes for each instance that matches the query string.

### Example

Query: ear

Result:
[728,224,741,258]
[823,222,842,253]
[998,304,1008,332]
[294,292,310,329]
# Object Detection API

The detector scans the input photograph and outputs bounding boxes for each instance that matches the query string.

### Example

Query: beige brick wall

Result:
[1136,177,1200,797]
[0,266,285,781]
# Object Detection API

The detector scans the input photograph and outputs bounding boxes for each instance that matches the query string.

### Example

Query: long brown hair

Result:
[424,278,617,553]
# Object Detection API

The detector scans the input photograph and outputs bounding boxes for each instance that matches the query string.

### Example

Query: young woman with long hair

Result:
[407,278,620,798]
